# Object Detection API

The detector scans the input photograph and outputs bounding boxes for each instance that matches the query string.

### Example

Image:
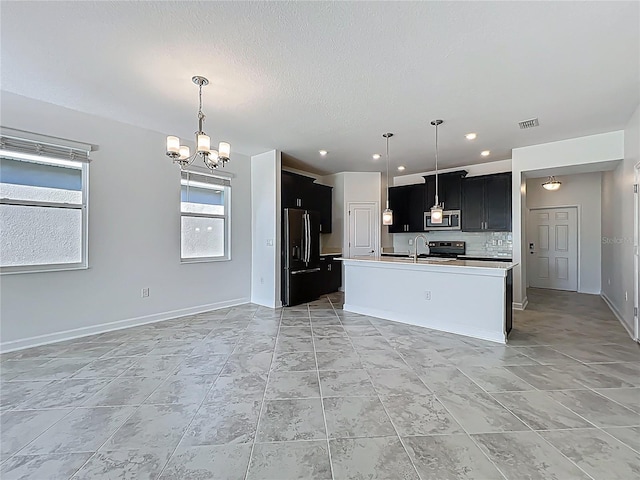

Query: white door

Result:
[527,207,578,291]
[348,202,378,257]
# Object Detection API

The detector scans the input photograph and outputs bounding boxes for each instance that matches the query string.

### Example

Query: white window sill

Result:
[180,256,231,264]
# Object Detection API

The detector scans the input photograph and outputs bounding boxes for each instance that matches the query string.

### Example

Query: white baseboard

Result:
[343,303,506,345]
[0,297,250,353]
[513,296,528,311]
[601,293,636,341]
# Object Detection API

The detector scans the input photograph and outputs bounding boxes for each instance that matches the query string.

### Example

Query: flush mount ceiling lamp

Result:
[430,119,444,224]
[166,76,230,170]
[542,176,562,191]
[382,132,394,226]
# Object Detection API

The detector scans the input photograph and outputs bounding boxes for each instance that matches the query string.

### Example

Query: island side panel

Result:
[343,262,507,344]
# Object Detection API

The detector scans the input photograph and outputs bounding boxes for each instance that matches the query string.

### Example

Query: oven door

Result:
[424,210,461,230]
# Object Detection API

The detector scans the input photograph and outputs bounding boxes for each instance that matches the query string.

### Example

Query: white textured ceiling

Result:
[1,1,638,175]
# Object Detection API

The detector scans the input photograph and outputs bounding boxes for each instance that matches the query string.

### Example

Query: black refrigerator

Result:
[283,208,321,306]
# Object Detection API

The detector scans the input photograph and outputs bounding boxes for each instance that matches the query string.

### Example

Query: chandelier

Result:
[166,76,230,170]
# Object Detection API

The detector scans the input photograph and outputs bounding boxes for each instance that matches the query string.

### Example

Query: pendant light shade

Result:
[430,119,444,224]
[382,208,393,225]
[383,133,394,226]
[542,176,561,191]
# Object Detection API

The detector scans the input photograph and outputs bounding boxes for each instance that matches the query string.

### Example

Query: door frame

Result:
[634,162,639,341]
[346,201,380,258]
[526,205,581,292]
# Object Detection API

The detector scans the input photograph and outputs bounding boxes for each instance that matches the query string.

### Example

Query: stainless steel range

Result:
[425,241,466,258]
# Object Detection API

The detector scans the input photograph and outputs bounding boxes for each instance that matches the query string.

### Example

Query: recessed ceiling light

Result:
[465,133,477,140]
[481,150,490,157]
[372,153,381,160]
[397,165,406,171]
[319,150,328,156]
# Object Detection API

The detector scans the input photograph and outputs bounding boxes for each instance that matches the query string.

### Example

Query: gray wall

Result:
[0,92,252,350]
[601,104,639,335]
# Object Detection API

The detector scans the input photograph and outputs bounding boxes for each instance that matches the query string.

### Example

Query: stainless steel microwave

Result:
[424,210,461,231]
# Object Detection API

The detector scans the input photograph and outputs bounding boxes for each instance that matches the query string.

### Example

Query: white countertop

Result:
[339,255,516,276]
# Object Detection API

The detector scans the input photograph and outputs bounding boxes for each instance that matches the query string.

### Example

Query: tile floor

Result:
[1,288,639,479]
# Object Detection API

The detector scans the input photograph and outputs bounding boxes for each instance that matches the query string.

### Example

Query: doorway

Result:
[347,202,379,257]
[527,207,578,291]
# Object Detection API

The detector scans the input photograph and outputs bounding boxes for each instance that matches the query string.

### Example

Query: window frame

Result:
[180,169,231,264]
[0,154,90,275]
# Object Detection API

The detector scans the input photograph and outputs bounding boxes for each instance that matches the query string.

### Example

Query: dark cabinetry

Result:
[461,173,512,232]
[424,170,467,211]
[388,184,425,233]
[318,256,342,295]
[281,171,332,233]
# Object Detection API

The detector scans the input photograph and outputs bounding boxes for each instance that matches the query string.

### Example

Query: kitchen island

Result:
[341,256,515,344]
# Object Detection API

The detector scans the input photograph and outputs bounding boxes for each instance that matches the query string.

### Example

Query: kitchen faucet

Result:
[413,234,428,263]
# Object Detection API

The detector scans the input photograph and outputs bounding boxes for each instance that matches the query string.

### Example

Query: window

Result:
[180,170,231,262]
[1,154,89,274]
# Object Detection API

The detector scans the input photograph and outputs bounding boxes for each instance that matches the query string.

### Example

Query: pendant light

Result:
[430,119,444,224]
[382,133,394,225]
[542,176,562,191]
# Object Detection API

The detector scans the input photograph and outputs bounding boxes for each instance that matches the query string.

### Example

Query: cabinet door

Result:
[461,176,485,231]
[313,183,332,233]
[318,257,330,296]
[440,173,464,210]
[424,176,436,212]
[388,186,410,233]
[328,258,342,293]
[281,171,298,209]
[485,173,512,231]
[407,184,426,232]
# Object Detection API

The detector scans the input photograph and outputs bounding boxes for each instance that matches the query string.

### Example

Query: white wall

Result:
[0,92,252,351]
[526,172,602,294]
[393,159,512,186]
[601,104,639,336]
[250,150,281,308]
[512,131,625,309]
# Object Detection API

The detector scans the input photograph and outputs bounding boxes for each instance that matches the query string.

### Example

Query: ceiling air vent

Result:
[518,118,540,129]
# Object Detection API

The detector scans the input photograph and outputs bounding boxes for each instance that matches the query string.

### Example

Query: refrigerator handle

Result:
[304,211,310,264]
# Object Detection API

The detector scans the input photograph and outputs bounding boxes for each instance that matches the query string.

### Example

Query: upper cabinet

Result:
[461,172,512,232]
[311,183,333,233]
[281,171,332,233]
[424,170,467,211]
[388,183,425,233]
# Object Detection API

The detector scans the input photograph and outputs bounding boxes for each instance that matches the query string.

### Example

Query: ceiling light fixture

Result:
[382,133,394,226]
[319,150,328,156]
[166,76,230,170]
[430,119,444,224]
[372,153,381,160]
[465,133,477,140]
[481,150,490,157]
[542,176,562,191]
[397,165,405,171]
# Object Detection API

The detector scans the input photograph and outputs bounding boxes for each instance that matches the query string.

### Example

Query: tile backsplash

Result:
[391,231,513,258]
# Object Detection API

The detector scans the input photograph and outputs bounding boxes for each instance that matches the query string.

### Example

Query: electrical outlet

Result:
[408,239,414,246]
[625,291,628,301]
[141,288,149,298]
[266,239,274,246]
[608,278,611,285]
[498,240,503,246]
[424,290,431,301]
[492,240,497,246]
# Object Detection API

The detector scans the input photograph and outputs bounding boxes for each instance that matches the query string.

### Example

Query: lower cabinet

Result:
[318,256,342,295]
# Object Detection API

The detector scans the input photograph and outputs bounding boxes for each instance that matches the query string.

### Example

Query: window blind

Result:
[181,170,231,187]
[0,128,92,163]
